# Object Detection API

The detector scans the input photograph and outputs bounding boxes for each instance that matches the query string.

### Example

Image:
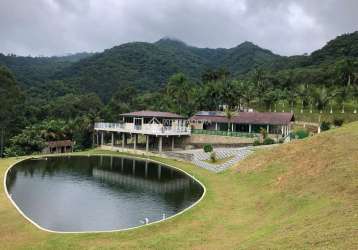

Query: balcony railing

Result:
[191,129,259,138]
[94,122,191,135]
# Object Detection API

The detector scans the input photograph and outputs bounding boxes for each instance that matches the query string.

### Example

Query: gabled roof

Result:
[190,111,294,125]
[120,110,185,119]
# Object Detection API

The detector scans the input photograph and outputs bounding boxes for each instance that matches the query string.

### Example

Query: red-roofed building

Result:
[42,140,74,154]
[190,111,294,136]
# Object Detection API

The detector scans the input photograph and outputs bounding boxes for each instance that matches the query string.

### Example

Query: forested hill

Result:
[0,52,93,88]
[1,31,358,102]
[53,38,281,100]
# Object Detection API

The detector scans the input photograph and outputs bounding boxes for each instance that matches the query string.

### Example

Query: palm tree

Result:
[286,86,298,113]
[336,85,350,113]
[350,84,358,114]
[336,59,355,87]
[296,83,308,113]
[241,81,257,109]
[313,86,335,113]
[203,81,224,110]
[166,73,190,114]
[232,80,245,110]
[224,107,234,132]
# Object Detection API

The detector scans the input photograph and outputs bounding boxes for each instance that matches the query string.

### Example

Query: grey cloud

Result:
[0,0,357,56]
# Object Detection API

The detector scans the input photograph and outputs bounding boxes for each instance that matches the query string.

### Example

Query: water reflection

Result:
[6,156,203,232]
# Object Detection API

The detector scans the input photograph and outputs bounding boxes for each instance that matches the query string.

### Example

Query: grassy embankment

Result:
[0,122,357,249]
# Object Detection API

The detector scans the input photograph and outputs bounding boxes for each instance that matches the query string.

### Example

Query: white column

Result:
[101,132,104,145]
[171,136,175,151]
[288,124,291,135]
[231,123,234,132]
[134,134,137,150]
[249,124,252,133]
[158,136,163,153]
[215,122,218,131]
[122,133,125,149]
[146,135,149,152]
[267,124,270,134]
[96,132,99,145]
[111,132,114,147]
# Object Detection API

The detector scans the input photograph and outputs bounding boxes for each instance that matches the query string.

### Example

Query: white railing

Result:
[94,122,191,135]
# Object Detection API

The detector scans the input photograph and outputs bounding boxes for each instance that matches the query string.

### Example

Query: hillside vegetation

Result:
[2,32,357,101]
[1,32,358,156]
[0,122,357,249]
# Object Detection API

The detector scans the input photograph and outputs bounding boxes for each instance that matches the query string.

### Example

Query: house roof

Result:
[190,111,294,125]
[120,110,186,119]
[47,140,73,148]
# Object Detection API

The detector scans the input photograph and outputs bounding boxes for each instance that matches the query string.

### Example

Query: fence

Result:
[192,129,258,138]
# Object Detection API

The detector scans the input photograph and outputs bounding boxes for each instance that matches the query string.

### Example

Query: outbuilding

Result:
[190,111,295,136]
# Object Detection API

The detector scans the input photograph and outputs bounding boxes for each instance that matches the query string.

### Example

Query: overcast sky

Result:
[0,0,357,56]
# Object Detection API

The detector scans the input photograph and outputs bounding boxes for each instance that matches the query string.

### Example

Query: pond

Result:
[5,155,204,232]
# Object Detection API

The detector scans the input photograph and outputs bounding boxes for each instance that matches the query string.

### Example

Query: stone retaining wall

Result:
[181,134,255,147]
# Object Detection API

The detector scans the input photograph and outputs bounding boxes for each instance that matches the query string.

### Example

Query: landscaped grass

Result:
[0,122,357,249]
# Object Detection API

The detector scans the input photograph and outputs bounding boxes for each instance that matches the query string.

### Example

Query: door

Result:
[134,117,143,130]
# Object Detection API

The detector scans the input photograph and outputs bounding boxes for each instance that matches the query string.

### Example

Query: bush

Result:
[253,140,261,146]
[333,118,344,127]
[210,151,217,163]
[259,127,268,139]
[203,144,213,153]
[320,121,331,131]
[4,145,26,157]
[293,129,309,139]
[263,137,275,145]
[278,138,285,144]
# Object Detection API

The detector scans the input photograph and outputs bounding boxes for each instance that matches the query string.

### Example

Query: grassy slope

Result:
[0,122,357,249]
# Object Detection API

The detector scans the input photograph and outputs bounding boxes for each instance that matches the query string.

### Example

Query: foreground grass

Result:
[1,123,358,249]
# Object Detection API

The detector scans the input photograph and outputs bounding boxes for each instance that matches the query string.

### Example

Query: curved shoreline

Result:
[3,154,207,234]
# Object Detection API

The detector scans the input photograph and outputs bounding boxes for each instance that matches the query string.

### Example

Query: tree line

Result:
[1,58,357,157]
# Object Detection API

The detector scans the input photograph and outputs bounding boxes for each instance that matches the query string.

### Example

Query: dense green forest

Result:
[1,32,358,156]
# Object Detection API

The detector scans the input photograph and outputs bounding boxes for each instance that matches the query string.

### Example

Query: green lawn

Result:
[0,122,357,249]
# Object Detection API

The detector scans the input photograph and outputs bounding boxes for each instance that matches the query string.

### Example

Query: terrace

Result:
[94,111,191,152]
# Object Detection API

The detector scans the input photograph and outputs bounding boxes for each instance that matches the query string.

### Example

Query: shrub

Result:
[203,144,213,153]
[293,129,309,139]
[259,127,268,139]
[210,151,217,163]
[278,138,285,144]
[320,121,331,131]
[253,140,261,146]
[263,137,275,145]
[333,118,344,127]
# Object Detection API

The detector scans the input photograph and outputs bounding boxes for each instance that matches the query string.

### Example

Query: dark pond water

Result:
[6,155,204,232]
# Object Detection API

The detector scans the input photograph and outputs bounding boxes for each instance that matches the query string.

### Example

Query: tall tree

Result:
[224,107,234,132]
[0,67,23,157]
[166,73,193,115]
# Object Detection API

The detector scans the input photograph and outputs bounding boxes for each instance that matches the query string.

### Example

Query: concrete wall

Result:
[182,134,255,147]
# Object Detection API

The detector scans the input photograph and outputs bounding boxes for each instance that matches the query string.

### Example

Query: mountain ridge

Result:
[0,31,357,102]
